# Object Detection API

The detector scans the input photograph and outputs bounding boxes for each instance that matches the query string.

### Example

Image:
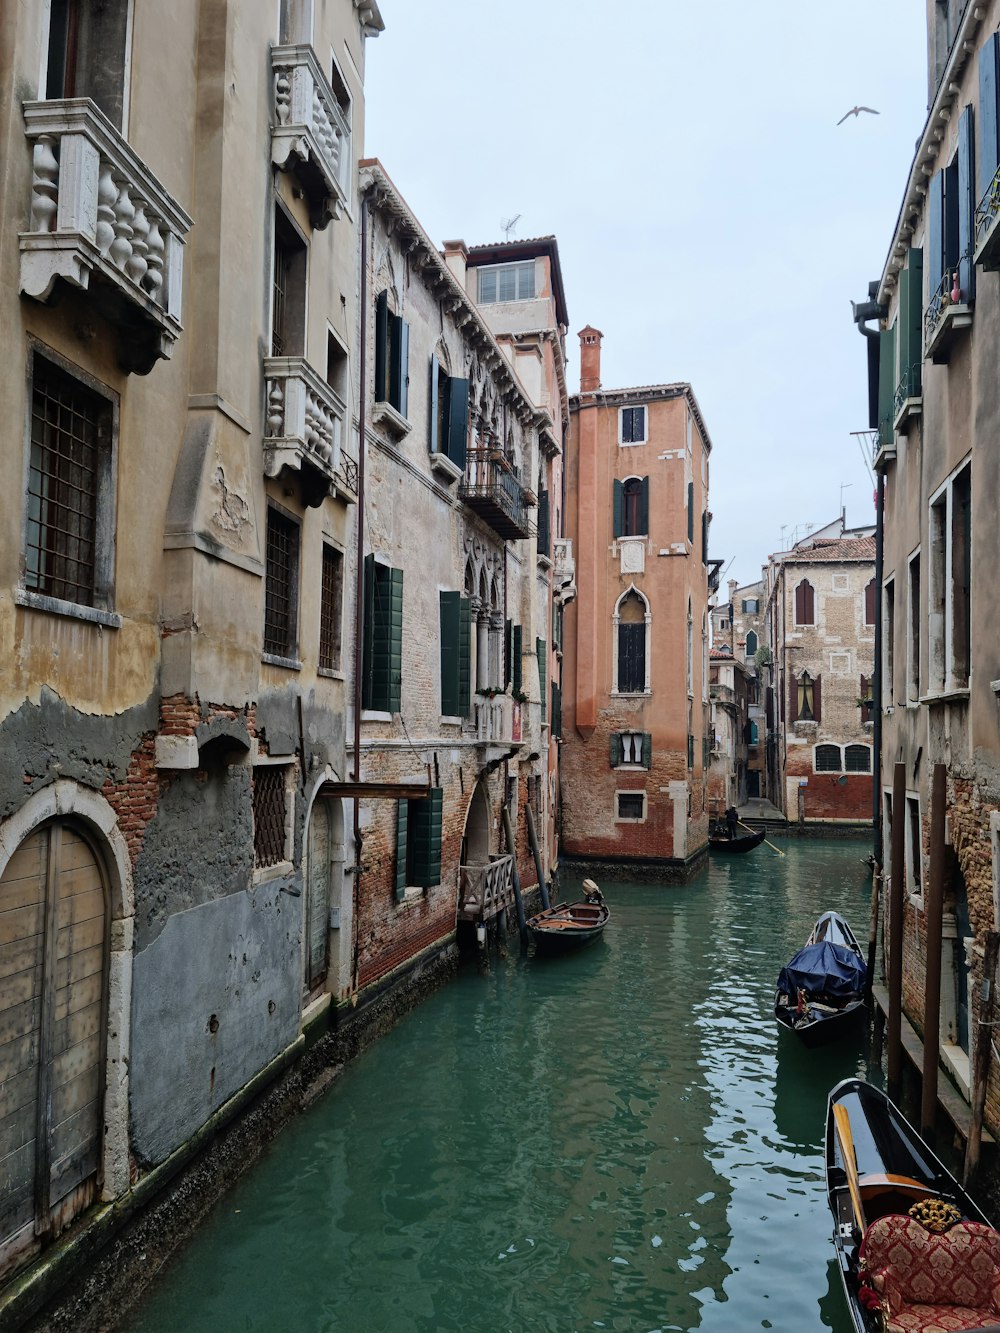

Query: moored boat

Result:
[527,880,609,953]
[708,826,766,854]
[774,910,867,1046]
[826,1077,1000,1332]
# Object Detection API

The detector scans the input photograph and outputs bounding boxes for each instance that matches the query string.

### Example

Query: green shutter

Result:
[362,553,376,709]
[505,618,512,688]
[980,34,1000,198]
[551,682,561,738]
[440,590,460,715]
[537,638,546,722]
[394,799,409,901]
[458,597,471,717]
[613,479,623,538]
[899,250,923,400]
[877,322,897,448]
[610,733,623,767]
[641,732,652,770]
[446,376,469,471]
[512,624,522,694]
[957,105,975,303]
[687,481,694,543]
[410,787,443,888]
[374,292,389,402]
[537,491,550,555]
[640,476,649,535]
[397,318,409,417]
[429,354,439,454]
[387,566,403,713]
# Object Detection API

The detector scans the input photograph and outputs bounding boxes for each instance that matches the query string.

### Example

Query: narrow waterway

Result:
[123,838,881,1333]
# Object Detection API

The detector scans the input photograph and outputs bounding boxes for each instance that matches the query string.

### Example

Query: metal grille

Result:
[264,507,298,657]
[26,359,102,605]
[271,237,289,356]
[253,765,287,867]
[319,544,342,670]
[617,793,644,820]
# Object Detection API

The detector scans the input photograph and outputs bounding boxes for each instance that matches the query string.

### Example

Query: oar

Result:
[833,1101,866,1237]
[737,818,785,857]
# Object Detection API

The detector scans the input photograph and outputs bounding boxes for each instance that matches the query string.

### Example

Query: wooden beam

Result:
[318,782,431,800]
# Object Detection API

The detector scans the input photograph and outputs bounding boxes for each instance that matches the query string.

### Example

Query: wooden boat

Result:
[774,910,867,1046]
[527,881,609,953]
[826,1077,1000,1333]
[708,826,765,854]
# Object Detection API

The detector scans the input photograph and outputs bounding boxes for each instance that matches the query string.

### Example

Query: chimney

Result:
[728,579,738,601]
[578,325,603,393]
[442,239,469,293]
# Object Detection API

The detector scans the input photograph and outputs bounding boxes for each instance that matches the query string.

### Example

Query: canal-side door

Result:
[0,822,109,1258]
[304,798,345,999]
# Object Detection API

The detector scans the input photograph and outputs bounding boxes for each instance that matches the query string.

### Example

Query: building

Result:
[711,577,768,803]
[707,645,752,819]
[764,529,876,825]
[0,0,383,1314]
[560,329,714,876]
[856,0,1000,1137]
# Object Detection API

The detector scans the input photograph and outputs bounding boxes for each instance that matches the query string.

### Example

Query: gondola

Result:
[527,880,609,953]
[708,826,766,854]
[826,1077,1000,1332]
[774,910,867,1046]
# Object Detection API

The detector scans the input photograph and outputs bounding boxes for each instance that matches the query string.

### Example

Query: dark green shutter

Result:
[610,733,623,767]
[362,553,376,709]
[458,596,471,717]
[551,682,561,738]
[440,591,460,715]
[612,479,623,538]
[641,732,652,770]
[374,291,389,402]
[394,799,409,901]
[536,638,546,722]
[928,170,944,304]
[410,788,443,887]
[899,250,923,401]
[387,566,403,712]
[877,322,897,448]
[446,376,469,471]
[429,354,439,454]
[537,490,550,555]
[958,105,975,302]
[640,476,650,535]
[505,618,512,688]
[397,318,409,417]
[687,481,694,543]
[512,624,522,694]
[980,35,1000,201]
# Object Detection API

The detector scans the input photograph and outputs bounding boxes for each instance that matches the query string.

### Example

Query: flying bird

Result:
[837,106,880,125]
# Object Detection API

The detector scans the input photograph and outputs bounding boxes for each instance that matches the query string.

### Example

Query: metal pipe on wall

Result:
[921,763,947,1144]
[350,193,370,996]
[888,761,906,1101]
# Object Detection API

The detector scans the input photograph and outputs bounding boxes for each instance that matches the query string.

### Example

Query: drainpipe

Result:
[351,192,370,995]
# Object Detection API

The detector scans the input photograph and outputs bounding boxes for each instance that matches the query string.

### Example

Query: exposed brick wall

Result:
[785,751,872,822]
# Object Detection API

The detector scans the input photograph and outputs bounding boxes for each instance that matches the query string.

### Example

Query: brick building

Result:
[561,329,714,876]
[711,577,768,801]
[707,646,752,819]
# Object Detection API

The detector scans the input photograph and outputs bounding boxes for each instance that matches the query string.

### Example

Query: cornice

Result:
[568,383,714,453]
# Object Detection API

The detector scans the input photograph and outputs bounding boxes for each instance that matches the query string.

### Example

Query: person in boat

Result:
[582,878,604,905]
[725,806,739,839]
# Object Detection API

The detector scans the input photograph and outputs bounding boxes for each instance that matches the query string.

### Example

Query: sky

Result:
[363,1,929,591]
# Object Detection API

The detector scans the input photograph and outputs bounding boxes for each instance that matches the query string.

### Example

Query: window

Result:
[616,591,647,693]
[791,671,821,723]
[253,763,292,868]
[506,621,523,693]
[395,788,443,899]
[906,795,922,895]
[860,674,875,724]
[815,744,841,772]
[319,544,344,672]
[745,630,758,658]
[550,682,562,739]
[616,792,646,821]
[45,0,130,129]
[613,476,648,538]
[748,720,759,744]
[326,329,349,401]
[794,578,815,626]
[884,577,895,705]
[263,505,300,660]
[536,490,550,557]
[536,638,547,723]
[928,461,971,692]
[271,205,307,358]
[687,481,694,544]
[845,745,871,773]
[611,732,651,768]
[429,355,469,473]
[742,598,759,614]
[926,107,975,318]
[25,353,115,611]
[362,554,403,712]
[619,406,646,444]
[907,553,920,702]
[374,290,409,417]
[864,578,876,626]
[477,262,534,304]
[439,591,471,717]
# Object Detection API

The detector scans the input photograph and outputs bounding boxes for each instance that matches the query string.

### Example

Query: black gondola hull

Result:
[708,828,766,854]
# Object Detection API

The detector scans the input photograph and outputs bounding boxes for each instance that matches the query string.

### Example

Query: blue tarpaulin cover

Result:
[776,940,867,999]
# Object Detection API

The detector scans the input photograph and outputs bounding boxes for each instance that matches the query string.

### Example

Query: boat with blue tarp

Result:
[774,910,867,1046]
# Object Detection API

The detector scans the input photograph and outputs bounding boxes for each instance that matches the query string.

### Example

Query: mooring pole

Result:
[887,761,906,1104]
[501,804,528,949]
[865,871,879,1011]
[965,931,1000,1187]
[525,802,550,910]
[921,763,946,1145]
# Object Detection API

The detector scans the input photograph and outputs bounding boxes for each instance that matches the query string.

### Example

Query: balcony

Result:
[473,694,522,749]
[459,447,530,540]
[271,45,350,229]
[553,537,577,604]
[974,163,1000,271]
[892,362,922,434]
[924,266,972,364]
[19,99,191,374]
[263,357,346,507]
[457,855,514,924]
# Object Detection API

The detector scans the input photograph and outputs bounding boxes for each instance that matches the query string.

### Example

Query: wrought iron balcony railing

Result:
[271,45,350,229]
[892,361,922,432]
[974,161,1000,270]
[20,98,191,373]
[263,357,346,506]
[924,262,973,363]
[459,447,530,539]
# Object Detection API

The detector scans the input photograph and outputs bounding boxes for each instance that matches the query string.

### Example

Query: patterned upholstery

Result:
[860,1214,1000,1333]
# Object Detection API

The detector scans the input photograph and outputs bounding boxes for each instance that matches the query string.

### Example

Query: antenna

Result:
[501,213,521,240]
[839,482,852,522]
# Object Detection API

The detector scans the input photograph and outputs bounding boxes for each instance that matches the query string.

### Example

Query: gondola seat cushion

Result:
[860,1214,1000,1332]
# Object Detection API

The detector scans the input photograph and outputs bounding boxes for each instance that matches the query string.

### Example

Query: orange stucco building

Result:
[560,329,714,876]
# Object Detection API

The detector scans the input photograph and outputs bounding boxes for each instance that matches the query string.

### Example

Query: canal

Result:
[123,838,881,1332]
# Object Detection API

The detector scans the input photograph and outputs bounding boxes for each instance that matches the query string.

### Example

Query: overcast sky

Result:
[364,1,929,591]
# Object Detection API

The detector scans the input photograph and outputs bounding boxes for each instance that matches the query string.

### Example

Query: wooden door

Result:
[0,822,108,1256]
[305,803,331,993]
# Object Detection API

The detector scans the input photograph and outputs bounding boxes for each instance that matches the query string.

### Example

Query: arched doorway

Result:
[0,820,110,1254]
[304,797,346,1000]
[462,780,491,867]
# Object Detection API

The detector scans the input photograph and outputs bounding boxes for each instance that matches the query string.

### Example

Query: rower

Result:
[582,878,604,905]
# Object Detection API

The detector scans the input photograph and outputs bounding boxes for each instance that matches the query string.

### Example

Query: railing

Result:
[263,357,345,489]
[473,693,522,745]
[975,160,1000,258]
[457,856,514,922]
[553,536,576,603]
[459,447,530,539]
[271,45,350,228]
[20,99,191,370]
[336,449,358,499]
[893,362,922,419]
[924,260,972,356]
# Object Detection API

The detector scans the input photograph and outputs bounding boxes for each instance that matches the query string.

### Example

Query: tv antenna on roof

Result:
[501,214,521,240]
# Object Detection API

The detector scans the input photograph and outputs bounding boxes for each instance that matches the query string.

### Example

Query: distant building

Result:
[711,577,768,803]
[707,646,752,819]
[561,329,714,875]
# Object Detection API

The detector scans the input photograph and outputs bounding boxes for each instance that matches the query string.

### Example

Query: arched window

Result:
[815,744,841,772]
[790,669,821,722]
[745,629,758,658]
[845,744,871,773]
[794,578,815,625]
[616,590,647,693]
[613,477,649,538]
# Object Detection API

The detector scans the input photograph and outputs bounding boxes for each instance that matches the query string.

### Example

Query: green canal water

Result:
[124,838,882,1333]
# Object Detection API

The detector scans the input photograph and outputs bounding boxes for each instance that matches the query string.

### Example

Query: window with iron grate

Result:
[253,764,289,868]
[319,544,343,671]
[264,505,300,659]
[616,792,645,821]
[815,744,842,772]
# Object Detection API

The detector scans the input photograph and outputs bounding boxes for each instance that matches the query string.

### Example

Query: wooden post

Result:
[921,763,947,1145]
[525,802,550,910]
[964,931,1000,1187]
[865,870,880,1009]
[887,762,906,1104]
[501,804,528,949]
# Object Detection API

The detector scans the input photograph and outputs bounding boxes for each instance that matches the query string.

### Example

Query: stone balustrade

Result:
[473,694,522,747]
[271,44,350,229]
[553,536,577,604]
[20,99,191,373]
[264,357,346,504]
